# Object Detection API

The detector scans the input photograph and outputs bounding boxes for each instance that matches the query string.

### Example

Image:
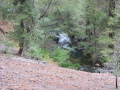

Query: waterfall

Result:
[55,32,71,49]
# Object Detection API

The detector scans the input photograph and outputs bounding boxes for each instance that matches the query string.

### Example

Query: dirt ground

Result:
[0,52,120,90]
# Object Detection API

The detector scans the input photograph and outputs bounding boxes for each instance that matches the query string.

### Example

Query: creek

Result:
[54,32,115,73]
[55,32,95,72]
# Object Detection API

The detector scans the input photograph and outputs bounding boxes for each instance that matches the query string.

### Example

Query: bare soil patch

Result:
[0,52,120,90]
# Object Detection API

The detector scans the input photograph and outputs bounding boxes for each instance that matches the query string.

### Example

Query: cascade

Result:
[55,32,71,49]
[54,32,114,73]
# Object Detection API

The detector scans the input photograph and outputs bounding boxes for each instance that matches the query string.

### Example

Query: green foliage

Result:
[58,61,73,68]
[1,0,119,70]
[47,0,86,36]
[72,63,80,69]
[0,0,37,55]
[99,6,120,62]
[50,47,69,62]
[0,35,13,53]
[50,47,80,69]
[81,0,109,65]
[118,71,120,76]
[0,35,10,46]
[26,44,49,60]
[85,0,108,31]
[101,57,108,63]
[26,45,40,59]
[58,61,80,70]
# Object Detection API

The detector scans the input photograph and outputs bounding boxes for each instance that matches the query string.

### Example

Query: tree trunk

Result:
[18,42,24,55]
[114,39,120,89]
[86,20,92,43]
[93,20,97,66]
[18,20,24,55]
[38,0,52,20]
[17,0,34,56]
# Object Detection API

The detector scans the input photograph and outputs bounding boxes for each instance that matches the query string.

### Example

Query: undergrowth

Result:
[50,47,80,70]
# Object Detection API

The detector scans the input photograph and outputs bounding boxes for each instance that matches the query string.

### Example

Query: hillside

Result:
[0,52,120,90]
[0,18,119,90]
[0,20,13,39]
[0,1,120,89]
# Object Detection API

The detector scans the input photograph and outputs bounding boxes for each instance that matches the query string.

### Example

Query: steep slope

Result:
[0,53,120,90]
[0,20,13,39]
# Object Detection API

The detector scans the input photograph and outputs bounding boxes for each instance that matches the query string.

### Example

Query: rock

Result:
[103,62,115,70]
[79,65,96,73]
[30,78,36,82]
[95,67,115,73]
[38,61,47,64]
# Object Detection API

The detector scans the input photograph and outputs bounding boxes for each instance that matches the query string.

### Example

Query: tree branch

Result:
[38,0,52,20]
[0,27,7,35]
[56,7,64,22]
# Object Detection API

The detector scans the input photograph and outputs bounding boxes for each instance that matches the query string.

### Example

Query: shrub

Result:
[58,61,73,68]
[50,47,69,61]
[27,45,49,60]
[101,57,108,63]
[50,47,80,69]
[58,60,80,70]
[0,35,13,53]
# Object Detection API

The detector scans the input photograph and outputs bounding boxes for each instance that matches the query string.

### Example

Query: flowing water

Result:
[55,32,71,49]
[55,32,95,72]
[54,32,114,73]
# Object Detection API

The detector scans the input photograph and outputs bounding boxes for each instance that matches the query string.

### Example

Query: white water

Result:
[55,32,71,49]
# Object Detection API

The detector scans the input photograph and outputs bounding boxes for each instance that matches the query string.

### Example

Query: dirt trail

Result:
[0,53,120,90]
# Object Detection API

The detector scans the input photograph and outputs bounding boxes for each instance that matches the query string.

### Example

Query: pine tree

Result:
[84,0,108,66]
[99,0,120,88]
[0,0,35,55]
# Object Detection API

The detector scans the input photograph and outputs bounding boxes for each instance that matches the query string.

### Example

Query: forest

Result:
[0,0,120,76]
[0,0,120,89]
